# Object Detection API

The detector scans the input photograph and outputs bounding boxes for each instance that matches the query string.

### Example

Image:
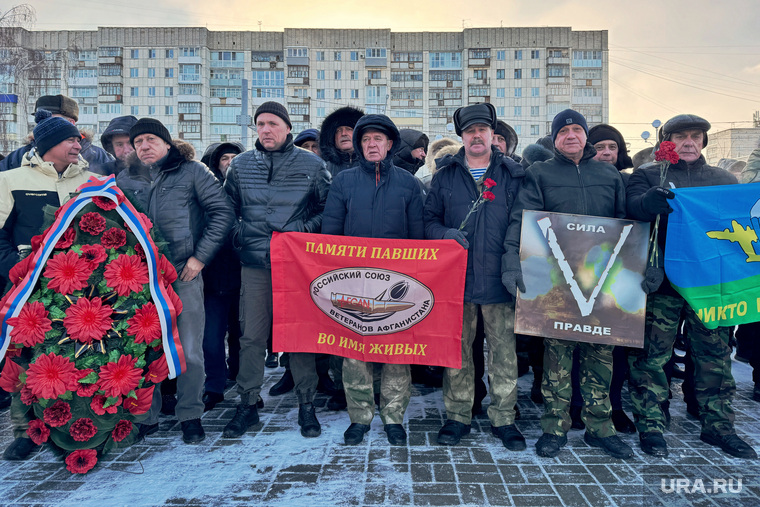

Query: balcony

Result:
[178,55,203,65]
[252,60,284,70]
[179,74,202,84]
[367,78,387,86]
[286,77,309,85]
[98,56,122,65]
[468,78,489,86]
[547,56,570,65]
[210,78,242,87]
[468,58,490,67]
[99,94,122,103]
[98,75,123,84]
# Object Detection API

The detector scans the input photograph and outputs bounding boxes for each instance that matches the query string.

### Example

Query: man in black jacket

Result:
[128,118,234,445]
[424,102,526,451]
[224,102,331,439]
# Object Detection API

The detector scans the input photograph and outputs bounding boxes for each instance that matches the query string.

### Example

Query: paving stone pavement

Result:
[1,357,759,506]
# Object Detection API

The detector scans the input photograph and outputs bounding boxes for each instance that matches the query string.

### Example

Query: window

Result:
[165,86,173,97]
[531,125,540,136]
[316,51,325,61]
[287,47,308,58]
[179,64,201,82]
[211,106,237,123]
[532,87,540,97]
[179,84,201,95]
[531,106,539,116]
[514,88,522,97]
[473,69,487,80]
[514,106,522,117]
[497,106,505,116]
[531,50,540,59]
[514,69,522,79]
[211,51,245,67]
[514,50,523,60]
[392,52,423,62]
[496,50,506,61]
[514,125,522,135]
[430,52,461,69]
[148,106,156,115]
[288,66,308,78]
[180,47,200,57]
[252,51,282,63]
[253,88,284,98]
[334,51,341,61]
[350,51,359,61]
[130,68,139,78]
[293,88,308,98]
[130,87,139,97]
[391,71,423,82]
[531,68,540,78]
[317,70,325,80]
[99,84,122,96]
[365,48,386,58]
[148,68,156,78]
[468,86,488,97]
[334,70,341,80]
[334,89,342,99]
[148,49,156,59]
[68,69,96,79]
[496,69,505,79]
[469,49,490,59]
[148,87,156,96]
[131,106,139,115]
[165,49,174,58]
[316,107,325,117]
[368,70,382,80]
[98,65,120,77]
[496,88,505,98]
[290,105,308,115]
[350,89,359,99]
[350,70,359,80]
[365,85,386,104]
[131,49,139,59]
[429,70,462,81]
[178,102,201,114]
[210,87,242,98]
[251,70,284,87]
[572,50,603,67]
[316,89,325,99]
[548,65,569,77]
[99,104,122,115]
[165,68,174,78]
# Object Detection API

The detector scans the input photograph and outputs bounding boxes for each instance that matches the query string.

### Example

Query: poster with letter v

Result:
[270,232,467,368]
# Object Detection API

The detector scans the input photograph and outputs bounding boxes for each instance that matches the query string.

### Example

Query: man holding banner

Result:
[626,114,756,459]
[424,102,527,450]
[322,114,424,446]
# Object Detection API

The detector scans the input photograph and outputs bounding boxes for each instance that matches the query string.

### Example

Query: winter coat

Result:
[741,146,760,184]
[115,152,154,211]
[224,134,331,269]
[0,130,113,174]
[503,144,626,272]
[206,142,244,178]
[322,115,424,240]
[626,155,737,296]
[319,106,364,177]
[0,153,94,276]
[393,129,429,176]
[424,145,525,304]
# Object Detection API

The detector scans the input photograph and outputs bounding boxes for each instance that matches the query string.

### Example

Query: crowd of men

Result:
[0,93,757,463]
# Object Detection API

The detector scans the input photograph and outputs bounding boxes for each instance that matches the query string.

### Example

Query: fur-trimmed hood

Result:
[520,143,554,169]
[319,106,364,165]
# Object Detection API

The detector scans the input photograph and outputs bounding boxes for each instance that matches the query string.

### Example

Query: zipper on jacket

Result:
[375,162,380,186]
[575,164,588,214]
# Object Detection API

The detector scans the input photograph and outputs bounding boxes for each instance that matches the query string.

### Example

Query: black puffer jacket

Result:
[322,115,424,239]
[393,129,429,176]
[503,143,626,271]
[627,154,737,295]
[224,134,331,268]
[319,106,364,177]
[117,141,234,269]
[425,146,525,304]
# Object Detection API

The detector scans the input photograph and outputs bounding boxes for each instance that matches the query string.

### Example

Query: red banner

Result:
[271,232,467,368]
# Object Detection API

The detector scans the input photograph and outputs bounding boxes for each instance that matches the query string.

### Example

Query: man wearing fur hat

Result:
[223,102,331,439]
[319,106,364,176]
[626,114,755,459]
[121,118,234,445]
[0,110,96,460]
[424,102,526,450]
[0,95,112,173]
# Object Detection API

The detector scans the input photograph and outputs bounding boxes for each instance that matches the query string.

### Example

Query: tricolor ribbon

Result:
[0,175,185,379]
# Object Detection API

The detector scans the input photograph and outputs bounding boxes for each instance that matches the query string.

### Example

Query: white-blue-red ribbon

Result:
[0,175,185,379]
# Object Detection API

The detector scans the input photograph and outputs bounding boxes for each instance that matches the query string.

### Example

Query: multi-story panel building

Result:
[0,26,607,155]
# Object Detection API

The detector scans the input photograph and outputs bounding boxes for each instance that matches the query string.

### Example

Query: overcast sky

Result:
[16,0,760,155]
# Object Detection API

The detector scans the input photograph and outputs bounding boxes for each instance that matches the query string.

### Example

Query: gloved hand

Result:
[501,269,526,298]
[642,186,675,215]
[444,229,469,249]
[641,265,664,294]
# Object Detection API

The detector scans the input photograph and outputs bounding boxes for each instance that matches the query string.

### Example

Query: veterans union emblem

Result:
[310,267,434,335]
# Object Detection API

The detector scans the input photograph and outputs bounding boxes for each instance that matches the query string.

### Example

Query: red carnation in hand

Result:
[27,419,50,445]
[55,227,76,249]
[8,253,34,286]
[79,212,107,235]
[146,358,169,384]
[8,301,52,347]
[90,394,120,415]
[93,195,120,211]
[112,420,133,442]
[63,298,113,344]
[98,355,142,398]
[43,400,73,427]
[655,141,680,165]
[484,178,497,189]
[0,359,25,393]
[101,227,127,250]
[80,244,107,269]
[44,251,93,295]
[69,417,98,442]
[104,255,149,296]
[482,191,496,202]
[124,385,155,415]
[65,449,98,474]
[26,353,79,400]
[128,303,161,345]
[158,255,177,285]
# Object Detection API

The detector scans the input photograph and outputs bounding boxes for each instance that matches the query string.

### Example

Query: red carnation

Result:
[104,255,149,296]
[43,400,72,427]
[27,419,50,445]
[80,244,107,269]
[8,301,52,347]
[484,178,497,189]
[26,353,79,400]
[63,297,113,345]
[79,212,107,235]
[19,385,38,405]
[158,255,177,285]
[0,359,24,393]
[65,449,98,474]
[146,358,169,384]
[124,385,155,415]
[99,355,142,398]
[128,303,162,345]
[93,195,120,211]
[8,253,34,286]
[101,227,127,250]
[69,418,98,442]
[77,382,100,398]
[90,394,120,415]
[165,284,183,315]
[655,141,680,165]
[112,420,133,442]
[482,191,496,202]
[55,227,76,249]
[43,251,93,295]
[133,243,146,260]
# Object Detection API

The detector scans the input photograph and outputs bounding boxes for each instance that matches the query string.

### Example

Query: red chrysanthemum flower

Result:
[69,418,98,442]
[0,359,24,393]
[93,195,120,211]
[484,178,497,189]
[112,420,133,442]
[124,385,154,415]
[25,353,78,400]
[104,255,149,296]
[63,298,113,345]
[482,190,496,202]
[43,251,93,295]
[19,385,38,405]
[8,253,34,286]
[165,284,183,315]
[65,449,98,474]
[127,303,161,345]
[43,400,72,427]
[101,227,127,250]
[98,355,142,398]
[7,301,52,347]
[79,212,107,235]
[27,419,50,445]
[158,255,177,285]
[80,244,108,270]
[146,358,169,385]
[55,227,76,249]
[90,394,120,415]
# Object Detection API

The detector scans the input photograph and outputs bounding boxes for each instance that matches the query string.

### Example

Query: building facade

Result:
[0,26,608,155]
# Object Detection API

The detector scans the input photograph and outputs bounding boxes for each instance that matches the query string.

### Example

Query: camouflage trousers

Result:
[628,293,735,435]
[541,339,615,438]
[343,358,410,425]
[443,302,518,427]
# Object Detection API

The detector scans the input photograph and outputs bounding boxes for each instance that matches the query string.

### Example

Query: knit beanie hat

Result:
[551,109,588,143]
[129,118,172,147]
[33,110,82,157]
[294,128,319,147]
[254,101,292,129]
[588,124,633,170]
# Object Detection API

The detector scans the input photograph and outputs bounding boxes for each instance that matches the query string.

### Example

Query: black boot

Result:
[298,403,321,438]
[570,406,585,430]
[3,438,37,461]
[265,352,279,369]
[269,370,294,396]
[223,404,260,438]
[327,390,347,411]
